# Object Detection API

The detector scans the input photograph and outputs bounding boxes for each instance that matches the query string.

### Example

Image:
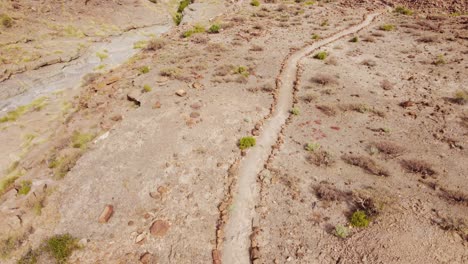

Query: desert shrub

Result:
[17,180,32,195]
[379,24,395,31]
[381,79,393,90]
[160,67,181,79]
[417,35,438,43]
[139,66,150,74]
[401,159,436,177]
[311,33,320,40]
[439,187,468,206]
[311,74,337,85]
[1,14,13,28]
[342,154,390,176]
[173,13,183,25]
[432,216,467,242]
[349,35,359,42]
[361,59,376,67]
[301,92,317,102]
[71,131,94,149]
[453,90,468,105]
[315,184,348,201]
[234,66,249,77]
[290,107,300,115]
[433,54,445,65]
[313,51,328,60]
[307,150,335,167]
[316,105,336,116]
[305,142,320,152]
[44,234,79,263]
[142,84,152,93]
[370,141,404,158]
[145,38,166,51]
[251,0,260,6]
[239,136,256,150]
[334,225,349,238]
[394,6,413,15]
[208,23,221,33]
[350,210,369,227]
[320,19,329,27]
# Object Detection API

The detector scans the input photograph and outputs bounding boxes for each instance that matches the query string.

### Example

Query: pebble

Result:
[98,205,114,223]
[176,89,187,97]
[150,220,170,237]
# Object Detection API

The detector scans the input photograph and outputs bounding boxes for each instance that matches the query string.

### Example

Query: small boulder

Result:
[176,89,187,97]
[150,220,170,237]
[98,205,114,223]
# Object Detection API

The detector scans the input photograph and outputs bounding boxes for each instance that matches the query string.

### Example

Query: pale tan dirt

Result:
[0,1,467,263]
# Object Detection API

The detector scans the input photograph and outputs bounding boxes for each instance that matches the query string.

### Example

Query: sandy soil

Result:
[0,0,466,263]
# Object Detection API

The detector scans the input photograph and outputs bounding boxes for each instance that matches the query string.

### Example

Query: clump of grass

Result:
[48,152,82,179]
[342,154,390,176]
[307,150,335,167]
[320,19,329,27]
[305,142,320,152]
[71,131,94,149]
[0,235,24,259]
[400,159,436,177]
[177,0,191,13]
[313,51,328,60]
[44,234,79,263]
[433,54,446,65]
[439,187,468,206]
[160,67,181,79]
[133,40,148,49]
[316,105,337,116]
[96,51,108,61]
[251,0,260,6]
[432,216,467,242]
[369,141,404,158]
[290,107,300,116]
[349,35,359,42]
[394,6,413,15]
[350,210,369,227]
[0,176,18,196]
[208,23,221,33]
[311,33,320,40]
[145,38,166,51]
[234,66,249,77]
[1,14,13,28]
[239,136,256,150]
[139,66,150,74]
[379,24,395,31]
[173,13,183,26]
[182,24,205,38]
[0,97,48,123]
[311,74,337,85]
[142,84,152,93]
[17,180,32,195]
[334,225,349,238]
[453,90,468,105]
[315,184,349,201]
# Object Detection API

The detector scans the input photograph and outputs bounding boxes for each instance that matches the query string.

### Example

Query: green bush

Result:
[17,180,32,195]
[379,24,395,31]
[209,23,221,33]
[394,6,413,15]
[239,136,256,150]
[350,210,369,227]
[251,0,260,6]
[314,51,327,60]
[45,234,79,263]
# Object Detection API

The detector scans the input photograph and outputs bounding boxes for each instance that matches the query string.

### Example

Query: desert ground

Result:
[0,0,467,263]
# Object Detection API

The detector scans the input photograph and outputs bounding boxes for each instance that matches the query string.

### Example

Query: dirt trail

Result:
[221,11,382,264]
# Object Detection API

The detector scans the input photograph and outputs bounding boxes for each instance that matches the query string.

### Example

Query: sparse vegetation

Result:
[209,23,221,33]
[311,73,337,85]
[0,97,48,123]
[44,234,79,263]
[48,152,82,179]
[453,90,467,105]
[315,184,348,201]
[17,180,32,195]
[71,131,94,149]
[349,35,359,42]
[379,24,395,31]
[334,225,349,238]
[139,66,150,74]
[313,51,328,60]
[311,33,320,40]
[432,216,467,242]
[305,142,320,152]
[307,150,335,167]
[145,38,166,51]
[234,66,249,77]
[133,40,148,49]
[251,0,260,6]
[350,210,369,227]
[239,136,256,150]
[316,105,337,116]
[394,6,413,15]
[0,175,18,196]
[401,159,436,177]
[290,107,300,116]
[96,51,108,61]
[143,84,152,93]
[369,141,404,158]
[174,0,191,25]
[183,24,205,38]
[433,54,446,65]
[342,154,390,176]
[1,14,13,28]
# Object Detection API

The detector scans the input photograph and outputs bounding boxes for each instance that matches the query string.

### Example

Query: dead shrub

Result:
[311,74,338,85]
[417,35,438,43]
[314,184,349,201]
[439,188,468,207]
[214,65,232,76]
[352,192,380,217]
[145,38,166,51]
[261,83,275,92]
[301,92,317,103]
[307,150,335,167]
[361,59,377,67]
[206,43,228,53]
[250,44,264,51]
[191,35,209,44]
[432,215,468,242]
[363,36,376,42]
[371,141,405,158]
[342,154,390,176]
[316,105,336,116]
[400,159,436,177]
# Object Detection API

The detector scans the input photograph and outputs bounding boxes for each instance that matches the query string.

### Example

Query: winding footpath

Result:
[221,11,382,264]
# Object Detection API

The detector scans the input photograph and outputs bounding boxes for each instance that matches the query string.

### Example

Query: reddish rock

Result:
[98,205,114,223]
[153,101,161,109]
[212,249,221,264]
[150,220,170,237]
[140,252,157,264]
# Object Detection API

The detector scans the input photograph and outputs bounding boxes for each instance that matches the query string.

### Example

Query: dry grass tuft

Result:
[417,35,438,43]
[352,192,380,217]
[307,150,335,167]
[342,154,390,176]
[145,38,166,51]
[314,184,349,201]
[432,215,468,242]
[316,105,336,116]
[371,141,405,158]
[439,188,468,207]
[311,74,338,86]
[400,159,436,177]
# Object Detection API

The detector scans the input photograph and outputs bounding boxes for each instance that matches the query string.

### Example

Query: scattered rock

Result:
[140,252,157,264]
[135,233,146,244]
[153,101,161,109]
[176,89,187,97]
[192,82,203,89]
[110,115,123,121]
[190,102,202,109]
[98,205,114,223]
[150,220,170,237]
[127,90,142,106]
